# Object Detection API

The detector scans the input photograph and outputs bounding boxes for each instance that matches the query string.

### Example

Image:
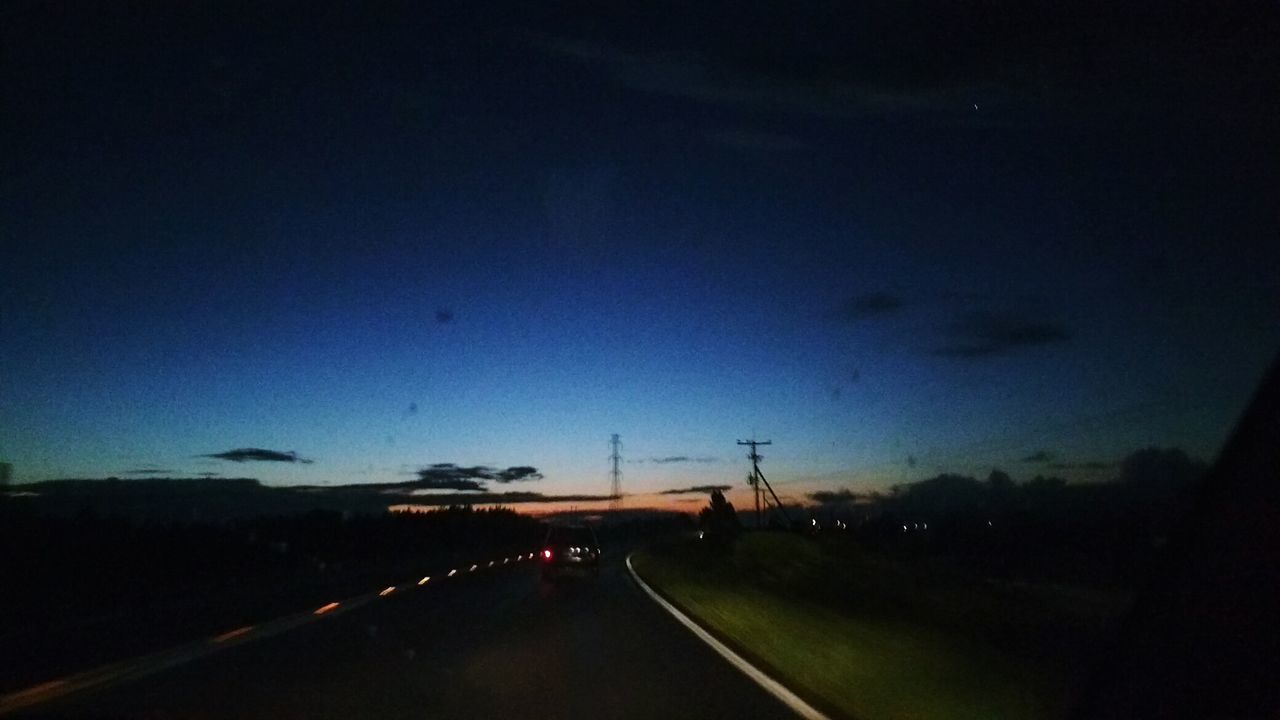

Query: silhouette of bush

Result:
[698,489,741,547]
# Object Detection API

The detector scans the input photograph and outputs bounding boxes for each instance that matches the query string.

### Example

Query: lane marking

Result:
[379,586,396,597]
[314,602,341,615]
[1,680,66,706]
[211,626,254,643]
[625,553,830,720]
[418,576,431,585]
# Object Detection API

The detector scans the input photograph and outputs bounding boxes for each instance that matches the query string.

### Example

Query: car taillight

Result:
[542,548,552,560]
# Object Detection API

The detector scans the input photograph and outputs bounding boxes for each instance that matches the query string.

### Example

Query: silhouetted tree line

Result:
[1,501,545,619]
[810,447,1207,587]
[4,477,394,521]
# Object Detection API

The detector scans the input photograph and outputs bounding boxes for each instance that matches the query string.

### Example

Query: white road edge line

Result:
[625,553,830,720]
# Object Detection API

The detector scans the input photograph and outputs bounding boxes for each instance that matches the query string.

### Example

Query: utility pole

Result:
[748,471,760,529]
[609,433,623,511]
[738,438,790,528]
[738,438,769,528]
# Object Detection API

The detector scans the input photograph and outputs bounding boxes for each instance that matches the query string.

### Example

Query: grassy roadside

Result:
[631,533,1130,720]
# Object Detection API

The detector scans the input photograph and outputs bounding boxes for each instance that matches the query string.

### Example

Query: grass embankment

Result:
[631,533,1131,720]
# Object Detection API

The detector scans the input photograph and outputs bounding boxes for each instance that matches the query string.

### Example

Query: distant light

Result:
[528,552,536,559]
[987,520,993,527]
[418,576,431,585]
[697,531,704,540]
[380,586,396,597]
[503,558,509,564]
[542,549,552,560]
[448,569,457,577]
[314,602,340,615]
[923,523,928,530]
[488,561,495,567]
[902,525,908,531]
[469,564,478,572]
[811,518,817,526]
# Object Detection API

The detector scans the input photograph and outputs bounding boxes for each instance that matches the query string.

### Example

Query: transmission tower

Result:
[609,433,623,511]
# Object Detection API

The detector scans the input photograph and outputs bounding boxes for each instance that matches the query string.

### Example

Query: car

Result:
[540,524,602,581]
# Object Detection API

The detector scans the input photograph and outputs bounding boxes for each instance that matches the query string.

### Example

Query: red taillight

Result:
[542,548,553,560]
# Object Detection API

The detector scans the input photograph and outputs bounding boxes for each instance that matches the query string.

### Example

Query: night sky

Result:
[3,2,1277,510]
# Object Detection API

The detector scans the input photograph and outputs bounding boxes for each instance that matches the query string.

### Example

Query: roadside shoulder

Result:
[625,552,832,720]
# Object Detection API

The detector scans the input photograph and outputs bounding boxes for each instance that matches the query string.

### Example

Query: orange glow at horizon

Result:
[386,489,766,518]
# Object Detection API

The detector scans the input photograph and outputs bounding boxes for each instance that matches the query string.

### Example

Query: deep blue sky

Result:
[2,2,1277,508]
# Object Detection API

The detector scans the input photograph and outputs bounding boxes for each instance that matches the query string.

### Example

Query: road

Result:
[14,551,797,719]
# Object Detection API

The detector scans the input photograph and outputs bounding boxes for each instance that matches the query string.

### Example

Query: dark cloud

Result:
[809,489,861,505]
[413,464,493,491]
[932,312,1069,358]
[834,292,907,321]
[485,492,613,504]
[122,468,177,475]
[405,402,418,416]
[200,448,314,464]
[658,484,733,495]
[1021,450,1056,463]
[412,476,489,492]
[649,456,719,464]
[906,455,918,469]
[394,491,615,506]
[410,463,544,492]
[493,465,544,482]
[197,472,221,478]
[435,308,454,323]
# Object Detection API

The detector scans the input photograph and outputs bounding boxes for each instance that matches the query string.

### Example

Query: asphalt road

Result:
[16,551,796,719]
